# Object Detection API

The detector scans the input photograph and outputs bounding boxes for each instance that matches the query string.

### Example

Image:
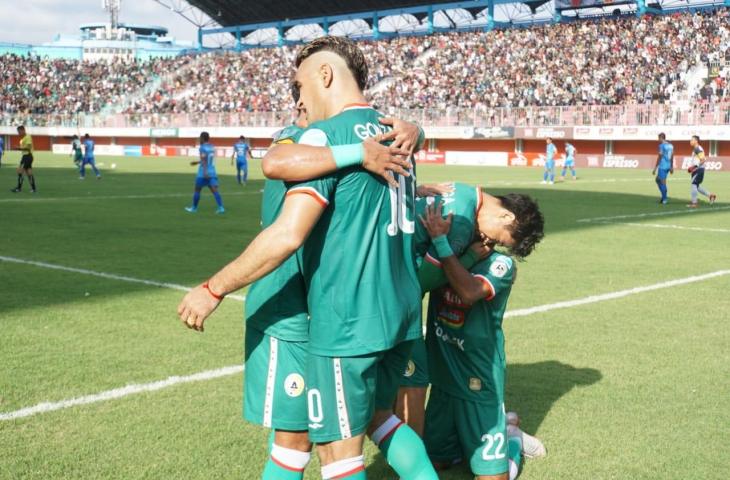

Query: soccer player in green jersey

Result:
[398,184,544,438]
[178,37,437,479]
[419,202,533,480]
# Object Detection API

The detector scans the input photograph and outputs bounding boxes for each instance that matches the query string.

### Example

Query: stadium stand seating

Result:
[0,8,727,117]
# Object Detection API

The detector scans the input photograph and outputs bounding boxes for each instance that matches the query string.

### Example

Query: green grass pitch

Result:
[1,152,729,479]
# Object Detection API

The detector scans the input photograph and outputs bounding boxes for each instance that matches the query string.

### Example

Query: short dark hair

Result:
[84,133,90,139]
[17,125,25,132]
[72,134,78,139]
[239,135,245,140]
[496,194,545,259]
[200,131,210,142]
[295,36,369,91]
[291,81,300,104]
[692,135,700,142]
[658,132,666,140]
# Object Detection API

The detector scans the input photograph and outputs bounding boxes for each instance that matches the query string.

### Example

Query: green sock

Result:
[377,421,438,480]
[262,458,304,480]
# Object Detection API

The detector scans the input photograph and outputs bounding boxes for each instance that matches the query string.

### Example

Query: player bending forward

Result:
[419,201,537,480]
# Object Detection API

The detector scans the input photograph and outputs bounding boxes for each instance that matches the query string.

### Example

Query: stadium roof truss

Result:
[173,0,730,48]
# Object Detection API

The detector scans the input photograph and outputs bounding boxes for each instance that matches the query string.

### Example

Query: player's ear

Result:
[500,208,516,226]
[320,63,334,88]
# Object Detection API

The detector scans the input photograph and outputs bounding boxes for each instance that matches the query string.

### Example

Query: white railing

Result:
[3,102,729,129]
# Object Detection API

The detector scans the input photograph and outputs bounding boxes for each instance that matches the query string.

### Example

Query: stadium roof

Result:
[186,0,488,27]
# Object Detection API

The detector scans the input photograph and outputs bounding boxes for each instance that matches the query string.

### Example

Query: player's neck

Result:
[327,85,368,117]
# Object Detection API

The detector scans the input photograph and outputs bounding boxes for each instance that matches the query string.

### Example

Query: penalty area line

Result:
[3,270,729,421]
[0,255,245,302]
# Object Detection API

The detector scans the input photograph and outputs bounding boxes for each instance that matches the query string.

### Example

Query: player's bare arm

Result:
[262,136,412,187]
[416,182,454,198]
[177,193,325,332]
[420,202,493,305]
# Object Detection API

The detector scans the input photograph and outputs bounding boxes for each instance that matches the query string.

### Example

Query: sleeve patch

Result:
[489,257,513,278]
[298,128,328,147]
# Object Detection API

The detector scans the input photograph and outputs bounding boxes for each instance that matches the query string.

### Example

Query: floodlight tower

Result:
[103,0,121,29]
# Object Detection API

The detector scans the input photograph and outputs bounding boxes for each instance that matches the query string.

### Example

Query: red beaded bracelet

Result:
[203,282,224,301]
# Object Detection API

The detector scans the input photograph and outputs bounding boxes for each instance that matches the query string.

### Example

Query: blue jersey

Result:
[234,142,249,162]
[565,144,575,159]
[546,143,557,161]
[197,143,217,178]
[83,139,95,159]
[0,137,4,152]
[658,141,673,170]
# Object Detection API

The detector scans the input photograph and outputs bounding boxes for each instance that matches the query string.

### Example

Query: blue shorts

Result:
[564,158,575,167]
[82,157,95,165]
[236,159,248,168]
[195,177,219,188]
[545,160,555,169]
[656,168,670,181]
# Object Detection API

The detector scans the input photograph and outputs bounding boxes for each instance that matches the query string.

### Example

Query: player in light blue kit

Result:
[561,142,577,181]
[0,135,4,168]
[186,131,225,214]
[231,135,253,185]
[652,133,674,205]
[79,134,101,180]
[542,138,556,185]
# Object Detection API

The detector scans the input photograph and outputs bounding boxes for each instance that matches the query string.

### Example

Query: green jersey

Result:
[288,105,422,357]
[426,252,515,404]
[415,182,481,268]
[245,125,309,342]
[72,139,83,159]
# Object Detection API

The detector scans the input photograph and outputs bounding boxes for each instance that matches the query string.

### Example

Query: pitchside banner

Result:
[509,152,730,171]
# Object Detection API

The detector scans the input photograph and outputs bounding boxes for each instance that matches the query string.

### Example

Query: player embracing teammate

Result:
[177,36,546,480]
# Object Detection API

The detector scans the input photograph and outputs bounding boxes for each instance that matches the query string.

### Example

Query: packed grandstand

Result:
[1,8,728,121]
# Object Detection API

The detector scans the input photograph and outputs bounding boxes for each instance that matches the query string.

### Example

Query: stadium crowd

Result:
[0,8,727,117]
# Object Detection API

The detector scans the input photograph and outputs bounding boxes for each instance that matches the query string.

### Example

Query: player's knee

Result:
[274,430,311,452]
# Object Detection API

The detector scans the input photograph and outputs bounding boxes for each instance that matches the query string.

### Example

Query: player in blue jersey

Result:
[79,134,101,180]
[185,131,225,214]
[560,142,577,181]
[0,135,4,168]
[687,135,717,208]
[652,133,674,204]
[542,138,556,185]
[231,135,253,185]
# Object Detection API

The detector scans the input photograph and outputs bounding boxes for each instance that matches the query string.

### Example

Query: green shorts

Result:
[400,335,429,388]
[306,340,414,443]
[424,387,508,476]
[244,327,308,431]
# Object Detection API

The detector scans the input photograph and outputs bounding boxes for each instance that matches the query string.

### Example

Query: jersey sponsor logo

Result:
[468,377,482,391]
[403,360,416,377]
[353,122,391,140]
[489,259,510,278]
[284,373,305,397]
[433,321,465,351]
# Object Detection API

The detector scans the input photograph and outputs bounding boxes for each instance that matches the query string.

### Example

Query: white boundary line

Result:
[577,205,730,223]
[3,268,729,421]
[0,366,245,421]
[505,269,730,318]
[593,222,730,234]
[0,255,245,302]
[0,191,260,203]
[485,177,682,187]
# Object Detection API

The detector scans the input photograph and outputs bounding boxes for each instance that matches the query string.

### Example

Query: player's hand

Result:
[670,169,674,175]
[652,169,656,176]
[377,118,422,154]
[416,183,454,198]
[362,137,412,188]
[177,284,221,332]
[468,240,492,261]
[419,202,452,238]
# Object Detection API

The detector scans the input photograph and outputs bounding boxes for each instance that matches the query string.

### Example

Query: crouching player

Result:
[419,202,540,479]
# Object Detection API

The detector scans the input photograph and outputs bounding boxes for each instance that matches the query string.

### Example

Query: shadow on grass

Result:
[0,168,727,315]
[366,361,601,479]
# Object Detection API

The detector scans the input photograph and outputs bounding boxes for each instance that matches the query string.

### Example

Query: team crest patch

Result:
[404,360,416,377]
[468,377,482,391]
[489,259,510,278]
[284,373,305,397]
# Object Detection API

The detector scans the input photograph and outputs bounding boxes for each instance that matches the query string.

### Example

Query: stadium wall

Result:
[4,129,729,171]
